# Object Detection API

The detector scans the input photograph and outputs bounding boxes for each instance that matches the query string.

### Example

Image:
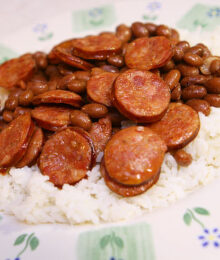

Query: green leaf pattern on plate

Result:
[100,235,111,249]
[194,207,210,215]
[183,212,192,226]
[8,232,40,259]
[14,234,28,246]
[177,4,220,31]
[183,207,220,248]
[72,5,116,32]
[77,223,155,260]
[30,236,39,251]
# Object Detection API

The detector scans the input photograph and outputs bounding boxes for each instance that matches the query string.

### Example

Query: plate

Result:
[1,0,220,259]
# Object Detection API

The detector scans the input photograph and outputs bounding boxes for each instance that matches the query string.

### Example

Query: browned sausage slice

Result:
[72,34,122,60]
[87,72,119,107]
[31,106,72,131]
[16,127,44,168]
[112,69,170,122]
[125,36,173,70]
[100,159,160,197]
[0,113,34,167]
[0,54,36,89]
[89,116,112,154]
[32,90,83,107]
[52,40,94,70]
[104,126,167,186]
[39,127,95,186]
[150,103,200,150]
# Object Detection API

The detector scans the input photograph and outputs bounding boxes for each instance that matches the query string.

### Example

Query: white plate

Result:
[1,0,220,259]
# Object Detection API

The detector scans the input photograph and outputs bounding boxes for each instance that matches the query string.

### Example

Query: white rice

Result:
[0,29,220,225]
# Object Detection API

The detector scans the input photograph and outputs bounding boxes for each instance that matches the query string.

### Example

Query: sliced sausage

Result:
[125,36,173,70]
[0,54,36,89]
[72,34,122,60]
[39,127,95,186]
[0,113,34,167]
[89,116,112,154]
[16,127,44,168]
[31,106,72,131]
[104,126,167,186]
[52,40,94,70]
[87,72,119,107]
[100,159,160,197]
[112,69,170,123]
[32,90,83,107]
[150,103,200,150]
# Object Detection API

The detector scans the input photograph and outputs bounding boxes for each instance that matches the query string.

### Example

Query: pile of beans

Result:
[0,21,219,197]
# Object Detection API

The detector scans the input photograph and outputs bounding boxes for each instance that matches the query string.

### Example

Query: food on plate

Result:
[39,127,95,186]
[0,21,220,224]
[149,103,200,150]
[102,126,166,196]
[112,69,170,122]
[0,113,34,168]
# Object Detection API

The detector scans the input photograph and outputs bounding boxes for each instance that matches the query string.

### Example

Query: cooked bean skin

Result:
[186,99,210,116]
[164,69,181,90]
[81,104,108,118]
[173,149,192,166]
[144,23,157,35]
[70,110,92,130]
[169,29,179,44]
[107,55,124,67]
[173,46,184,62]
[45,65,60,79]
[28,81,49,95]
[3,110,14,122]
[74,71,91,81]
[183,52,203,67]
[131,22,149,38]
[171,83,181,101]
[100,65,119,73]
[5,96,18,111]
[196,43,212,58]
[176,41,190,53]
[107,111,125,126]
[181,85,207,100]
[156,25,171,38]
[210,60,220,74]
[18,90,34,106]
[13,106,31,118]
[205,77,220,94]
[91,67,104,76]
[187,45,203,56]
[67,79,87,93]
[116,24,132,44]
[33,51,48,69]
[161,60,175,72]
[58,64,74,76]
[204,94,220,107]
[177,64,199,77]
[181,75,208,88]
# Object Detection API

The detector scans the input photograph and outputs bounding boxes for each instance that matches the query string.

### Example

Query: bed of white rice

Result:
[0,29,220,225]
